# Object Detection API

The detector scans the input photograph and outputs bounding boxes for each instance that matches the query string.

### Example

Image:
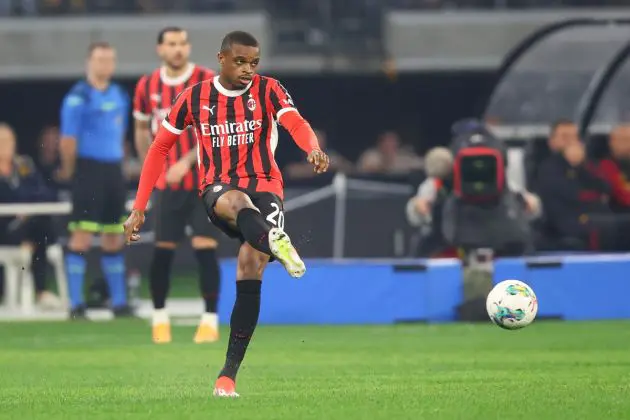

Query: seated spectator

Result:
[36,125,62,191]
[536,140,614,251]
[284,129,353,179]
[549,118,580,154]
[357,131,423,175]
[0,123,62,309]
[598,124,630,212]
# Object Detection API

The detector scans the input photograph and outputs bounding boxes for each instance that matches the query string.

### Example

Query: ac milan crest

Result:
[247,94,257,111]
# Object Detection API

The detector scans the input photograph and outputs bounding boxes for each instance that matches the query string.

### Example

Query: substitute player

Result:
[133,27,220,344]
[124,31,329,397]
[59,42,130,318]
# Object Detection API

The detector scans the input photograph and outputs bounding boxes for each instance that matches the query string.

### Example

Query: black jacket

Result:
[536,153,610,237]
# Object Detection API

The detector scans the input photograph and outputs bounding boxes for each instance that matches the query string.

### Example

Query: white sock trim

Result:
[152,308,170,326]
[200,312,218,327]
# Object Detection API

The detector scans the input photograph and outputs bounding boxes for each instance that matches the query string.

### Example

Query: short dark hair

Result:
[220,31,259,52]
[157,26,185,44]
[550,119,575,136]
[88,41,113,56]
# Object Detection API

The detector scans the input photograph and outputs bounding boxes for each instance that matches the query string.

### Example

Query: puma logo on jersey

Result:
[202,105,216,115]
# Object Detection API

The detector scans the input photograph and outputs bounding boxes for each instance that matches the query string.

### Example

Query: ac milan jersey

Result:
[161,75,297,199]
[133,64,214,190]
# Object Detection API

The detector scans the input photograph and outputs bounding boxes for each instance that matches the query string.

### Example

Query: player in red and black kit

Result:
[133,27,220,345]
[124,31,329,397]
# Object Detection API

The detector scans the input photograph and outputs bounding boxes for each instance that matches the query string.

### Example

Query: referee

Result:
[58,42,131,318]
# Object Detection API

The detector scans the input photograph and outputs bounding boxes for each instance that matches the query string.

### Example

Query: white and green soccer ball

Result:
[486,280,538,330]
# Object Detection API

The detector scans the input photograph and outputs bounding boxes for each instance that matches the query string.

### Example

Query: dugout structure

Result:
[480,18,630,188]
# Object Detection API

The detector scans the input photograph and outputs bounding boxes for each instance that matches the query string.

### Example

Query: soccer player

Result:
[133,27,220,344]
[59,42,131,318]
[123,31,329,397]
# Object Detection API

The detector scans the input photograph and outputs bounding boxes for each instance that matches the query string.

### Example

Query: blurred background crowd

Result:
[1,0,630,312]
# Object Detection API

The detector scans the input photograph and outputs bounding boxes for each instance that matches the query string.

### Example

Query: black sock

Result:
[194,248,220,313]
[149,247,175,310]
[31,244,48,294]
[219,279,262,381]
[236,208,272,255]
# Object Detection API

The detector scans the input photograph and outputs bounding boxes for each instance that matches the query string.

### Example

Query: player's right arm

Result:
[58,89,84,180]
[133,76,152,163]
[125,88,194,243]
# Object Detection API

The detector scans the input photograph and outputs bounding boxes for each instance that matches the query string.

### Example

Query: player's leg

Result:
[99,164,129,316]
[189,195,221,343]
[149,189,188,343]
[207,187,305,278]
[213,242,268,398]
[66,159,99,318]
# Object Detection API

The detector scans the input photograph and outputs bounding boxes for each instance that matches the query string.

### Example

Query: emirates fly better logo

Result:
[200,120,263,148]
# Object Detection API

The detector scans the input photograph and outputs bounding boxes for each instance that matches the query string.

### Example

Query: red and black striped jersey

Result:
[133,64,215,190]
[162,74,298,199]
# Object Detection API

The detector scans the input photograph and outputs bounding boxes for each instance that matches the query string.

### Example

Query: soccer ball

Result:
[486,280,538,330]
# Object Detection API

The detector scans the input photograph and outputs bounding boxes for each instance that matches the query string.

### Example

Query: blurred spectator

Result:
[597,124,630,212]
[0,123,62,309]
[536,139,614,251]
[548,118,579,153]
[406,146,453,227]
[357,131,423,175]
[36,125,62,191]
[405,146,454,257]
[284,129,353,179]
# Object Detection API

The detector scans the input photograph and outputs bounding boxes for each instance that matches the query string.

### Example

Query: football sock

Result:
[149,247,175,310]
[31,244,48,294]
[194,248,220,313]
[101,252,127,308]
[219,279,261,381]
[236,208,273,255]
[65,251,87,309]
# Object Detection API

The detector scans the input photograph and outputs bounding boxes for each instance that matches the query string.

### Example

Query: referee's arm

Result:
[58,93,84,180]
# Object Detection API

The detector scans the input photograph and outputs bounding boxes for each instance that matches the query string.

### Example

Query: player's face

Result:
[158,31,191,70]
[219,44,260,89]
[0,127,16,161]
[88,47,116,81]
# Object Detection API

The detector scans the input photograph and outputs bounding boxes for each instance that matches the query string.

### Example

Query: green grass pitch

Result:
[1,320,629,419]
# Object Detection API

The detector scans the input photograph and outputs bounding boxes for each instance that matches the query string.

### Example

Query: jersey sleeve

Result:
[133,76,151,121]
[268,79,297,119]
[60,90,85,138]
[162,88,193,135]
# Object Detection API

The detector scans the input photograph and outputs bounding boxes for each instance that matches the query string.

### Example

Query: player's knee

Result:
[215,190,256,222]
[237,251,268,280]
[68,231,93,252]
[191,236,218,249]
[156,241,178,250]
[101,233,123,252]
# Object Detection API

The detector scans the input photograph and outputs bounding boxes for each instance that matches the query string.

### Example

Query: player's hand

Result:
[123,209,145,245]
[165,159,191,185]
[307,150,329,174]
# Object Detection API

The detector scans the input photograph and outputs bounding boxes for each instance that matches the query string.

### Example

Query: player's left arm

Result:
[58,91,84,180]
[270,80,329,174]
